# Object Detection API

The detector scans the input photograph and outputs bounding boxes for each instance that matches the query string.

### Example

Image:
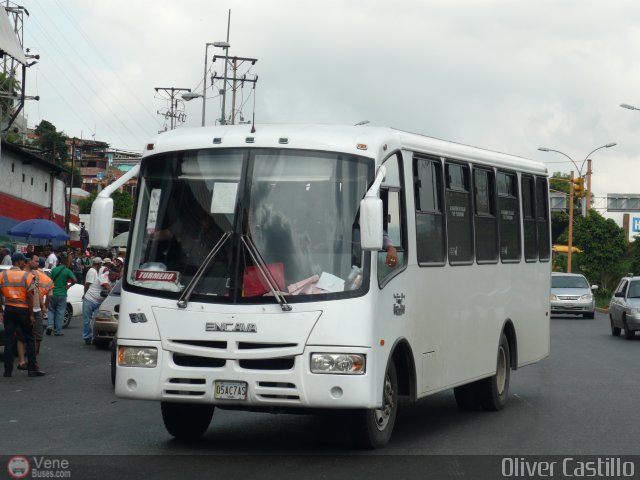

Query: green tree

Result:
[573,210,626,291]
[112,190,133,219]
[0,72,20,131]
[34,120,69,164]
[78,192,97,214]
[78,190,132,219]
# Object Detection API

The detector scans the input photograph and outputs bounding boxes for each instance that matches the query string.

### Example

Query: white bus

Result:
[103,125,550,448]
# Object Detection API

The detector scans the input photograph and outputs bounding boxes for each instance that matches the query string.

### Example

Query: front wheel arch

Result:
[388,338,417,401]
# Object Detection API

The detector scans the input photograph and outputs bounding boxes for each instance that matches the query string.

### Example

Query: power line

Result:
[26,2,154,142]
[25,16,135,147]
[50,0,161,127]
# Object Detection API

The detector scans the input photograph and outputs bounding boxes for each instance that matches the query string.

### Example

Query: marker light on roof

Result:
[357,144,367,150]
[146,143,155,151]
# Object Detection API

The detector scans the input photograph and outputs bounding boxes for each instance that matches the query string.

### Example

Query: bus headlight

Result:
[118,346,158,368]
[310,353,365,375]
[550,294,558,301]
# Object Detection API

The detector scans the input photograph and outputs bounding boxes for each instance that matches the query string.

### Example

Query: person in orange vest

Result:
[0,252,45,377]
[15,255,53,368]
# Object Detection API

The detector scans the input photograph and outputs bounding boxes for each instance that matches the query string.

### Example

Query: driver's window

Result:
[378,155,406,285]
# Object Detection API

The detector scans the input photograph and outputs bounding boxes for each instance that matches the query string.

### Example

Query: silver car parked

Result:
[550,273,597,319]
[609,276,640,339]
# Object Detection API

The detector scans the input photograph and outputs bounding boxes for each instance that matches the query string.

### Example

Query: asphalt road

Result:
[1,311,639,457]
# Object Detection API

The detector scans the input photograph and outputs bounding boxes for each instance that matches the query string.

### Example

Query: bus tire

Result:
[356,360,398,449]
[454,383,482,411]
[161,402,214,440]
[477,333,511,411]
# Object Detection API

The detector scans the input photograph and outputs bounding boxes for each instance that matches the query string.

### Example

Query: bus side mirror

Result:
[360,196,383,251]
[90,195,114,249]
[359,164,387,251]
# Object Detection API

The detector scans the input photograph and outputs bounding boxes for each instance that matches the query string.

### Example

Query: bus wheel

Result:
[477,333,511,411]
[356,360,398,449]
[161,402,214,440]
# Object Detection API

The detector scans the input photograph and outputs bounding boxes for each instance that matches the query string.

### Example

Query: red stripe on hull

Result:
[0,192,65,227]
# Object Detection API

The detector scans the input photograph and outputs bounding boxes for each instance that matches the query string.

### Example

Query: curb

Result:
[595,307,609,314]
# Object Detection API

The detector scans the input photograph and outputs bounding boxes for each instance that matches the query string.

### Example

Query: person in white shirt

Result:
[99,258,112,276]
[0,248,11,265]
[83,257,101,292]
[82,260,119,345]
[45,250,58,269]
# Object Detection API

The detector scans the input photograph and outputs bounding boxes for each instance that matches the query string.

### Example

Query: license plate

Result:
[214,381,248,400]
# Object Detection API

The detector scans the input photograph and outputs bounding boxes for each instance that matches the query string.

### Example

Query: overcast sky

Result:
[15,0,640,222]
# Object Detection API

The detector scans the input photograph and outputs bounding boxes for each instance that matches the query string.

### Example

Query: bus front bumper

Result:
[115,340,379,410]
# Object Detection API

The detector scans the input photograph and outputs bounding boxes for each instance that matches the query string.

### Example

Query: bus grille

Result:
[238,357,295,371]
[173,353,226,368]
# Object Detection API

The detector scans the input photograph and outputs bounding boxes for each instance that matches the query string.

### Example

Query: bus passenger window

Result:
[536,177,551,261]
[445,162,473,265]
[414,157,445,265]
[497,171,521,262]
[522,175,537,262]
[473,167,498,263]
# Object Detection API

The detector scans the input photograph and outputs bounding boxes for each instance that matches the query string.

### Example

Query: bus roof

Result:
[143,124,547,176]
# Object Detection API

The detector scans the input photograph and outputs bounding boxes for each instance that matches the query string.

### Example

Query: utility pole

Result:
[155,87,191,130]
[585,158,592,215]
[212,55,258,124]
[66,138,76,234]
[568,171,575,273]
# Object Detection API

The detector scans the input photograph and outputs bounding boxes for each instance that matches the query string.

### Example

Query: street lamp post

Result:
[538,143,616,272]
[538,143,616,215]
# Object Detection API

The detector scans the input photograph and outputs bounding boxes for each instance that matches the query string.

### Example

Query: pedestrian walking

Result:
[0,252,45,377]
[80,223,90,252]
[46,252,77,337]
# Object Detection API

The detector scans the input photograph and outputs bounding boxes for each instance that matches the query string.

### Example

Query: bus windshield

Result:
[126,148,373,303]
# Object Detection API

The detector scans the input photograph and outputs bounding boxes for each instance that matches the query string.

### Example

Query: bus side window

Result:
[414,156,446,265]
[473,167,498,263]
[497,171,521,262]
[378,155,406,285]
[445,161,473,265]
[536,176,551,262]
[522,174,538,262]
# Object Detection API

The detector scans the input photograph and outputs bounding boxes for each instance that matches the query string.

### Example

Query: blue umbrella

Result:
[8,219,70,240]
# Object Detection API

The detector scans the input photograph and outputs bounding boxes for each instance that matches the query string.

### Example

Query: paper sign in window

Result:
[146,189,161,233]
[211,182,238,214]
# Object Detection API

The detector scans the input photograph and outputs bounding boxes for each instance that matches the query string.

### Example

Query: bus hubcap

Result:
[374,373,394,431]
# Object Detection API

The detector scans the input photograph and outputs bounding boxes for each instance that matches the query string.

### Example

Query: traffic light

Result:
[573,177,585,198]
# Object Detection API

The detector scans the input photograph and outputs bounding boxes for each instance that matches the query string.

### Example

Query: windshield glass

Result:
[126,148,372,303]
[551,275,589,289]
[627,282,640,298]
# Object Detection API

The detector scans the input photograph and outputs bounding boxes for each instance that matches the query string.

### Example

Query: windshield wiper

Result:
[241,234,292,312]
[177,231,232,309]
